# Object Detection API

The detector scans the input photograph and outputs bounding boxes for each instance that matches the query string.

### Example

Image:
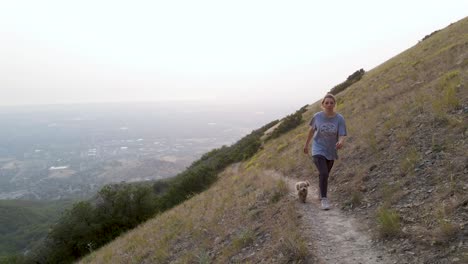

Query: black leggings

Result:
[313,155,334,199]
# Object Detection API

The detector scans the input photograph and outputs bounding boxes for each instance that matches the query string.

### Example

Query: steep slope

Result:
[78,17,467,263]
[80,166,313,263]
[252,16,467,263]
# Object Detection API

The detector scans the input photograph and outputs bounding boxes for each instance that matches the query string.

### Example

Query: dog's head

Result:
[295,181,310,191]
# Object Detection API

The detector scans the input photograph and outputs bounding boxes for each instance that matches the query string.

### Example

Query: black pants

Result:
[313,155,334,199]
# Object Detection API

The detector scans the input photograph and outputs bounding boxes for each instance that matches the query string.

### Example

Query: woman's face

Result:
[322,98,335,111]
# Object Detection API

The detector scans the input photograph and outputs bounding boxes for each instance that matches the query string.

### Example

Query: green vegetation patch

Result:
[377,207,401,238]
[0,199,74,258]
[329,69,366,95]
[266,105,308,141]
[432,70,462,114]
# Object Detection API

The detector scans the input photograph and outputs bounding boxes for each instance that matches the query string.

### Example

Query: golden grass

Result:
[400,148,421,176]
[277,206,310,261]
[79,166,309,263]
[381,182,404,207]
[432,202,460,243]
[432,70,462,116]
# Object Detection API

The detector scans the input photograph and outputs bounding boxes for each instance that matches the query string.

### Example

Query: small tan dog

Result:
[295,181,310,203]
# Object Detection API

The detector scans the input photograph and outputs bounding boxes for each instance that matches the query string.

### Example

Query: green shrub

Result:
[329,69,365,95]
[421,29,440,41]
[267,105,308,140]
[377,207,400,238]
[432,70,461,115]
[195,250,211,264]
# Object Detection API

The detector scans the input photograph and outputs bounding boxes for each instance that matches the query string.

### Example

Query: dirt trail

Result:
[269,170,397,264]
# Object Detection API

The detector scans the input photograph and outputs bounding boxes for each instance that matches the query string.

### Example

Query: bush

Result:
[377,207,400,238]
[329,69,365,95]
[421,30,440,41]
[267,105,308,140]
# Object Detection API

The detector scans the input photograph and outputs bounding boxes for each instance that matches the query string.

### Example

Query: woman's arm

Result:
[303,127,315,154]
[336,115,347,150]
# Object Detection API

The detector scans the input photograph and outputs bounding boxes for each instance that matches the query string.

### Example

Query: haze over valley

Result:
[0,101,295,200]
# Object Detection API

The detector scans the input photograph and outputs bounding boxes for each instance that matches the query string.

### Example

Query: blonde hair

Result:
[321,94,336,105]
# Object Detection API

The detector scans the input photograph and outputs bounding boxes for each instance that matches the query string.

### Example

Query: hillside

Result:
[78,17,466,263]
[80,166,313,263]
[252,16,468,263]
[0,199,74,259]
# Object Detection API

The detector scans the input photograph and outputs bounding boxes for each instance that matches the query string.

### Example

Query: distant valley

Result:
[0,101,295,200]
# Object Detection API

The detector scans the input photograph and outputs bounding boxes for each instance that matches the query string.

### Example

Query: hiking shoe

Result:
[321,198,330,210]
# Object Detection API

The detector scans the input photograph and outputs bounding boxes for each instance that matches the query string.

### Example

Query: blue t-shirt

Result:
[309,112,347,160]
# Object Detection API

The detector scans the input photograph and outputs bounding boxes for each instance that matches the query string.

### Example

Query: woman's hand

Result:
[336,140,344,149]
[335,142,343,149]
[304,128,314,155]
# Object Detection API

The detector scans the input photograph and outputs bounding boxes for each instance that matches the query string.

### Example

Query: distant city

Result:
[0,101,297,200]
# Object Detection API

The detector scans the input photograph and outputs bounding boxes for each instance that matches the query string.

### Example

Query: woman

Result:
[303,94,347,210]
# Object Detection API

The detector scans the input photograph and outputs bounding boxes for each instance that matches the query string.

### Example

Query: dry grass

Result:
[277,205,310,262]
[79,166,309,263]
[430,201,460,244]
[399,148,421,176]
[432,70,462,116]
[349,191,364,207]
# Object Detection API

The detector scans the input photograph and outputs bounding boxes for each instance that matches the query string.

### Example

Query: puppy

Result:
[295,181,310,203]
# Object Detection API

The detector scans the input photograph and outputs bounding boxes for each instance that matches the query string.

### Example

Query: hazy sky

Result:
[1,0,467,107]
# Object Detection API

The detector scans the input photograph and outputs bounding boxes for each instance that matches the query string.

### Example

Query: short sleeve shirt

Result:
[309,112,347,160]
